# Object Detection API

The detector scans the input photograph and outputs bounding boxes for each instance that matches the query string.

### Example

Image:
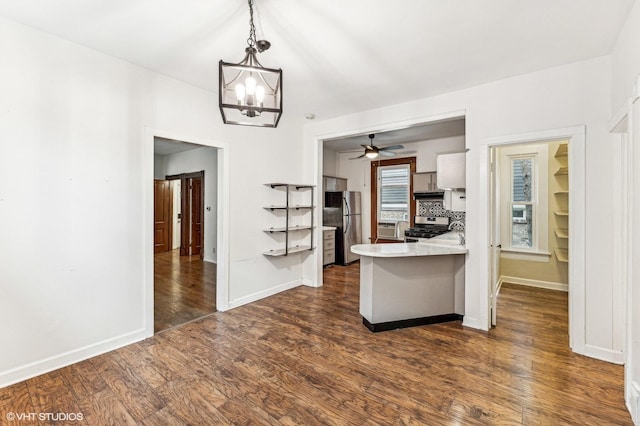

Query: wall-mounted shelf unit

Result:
[263,183,315,257]
[553,142,569,267]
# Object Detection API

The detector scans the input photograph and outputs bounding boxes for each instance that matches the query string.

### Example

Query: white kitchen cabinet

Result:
[323,176,347,191]
[443,190,466,212]
[323,228,336,266]
[413,172,438,193]
[437,152,466,190]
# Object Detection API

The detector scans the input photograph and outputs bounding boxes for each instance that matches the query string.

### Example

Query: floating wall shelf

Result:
[554,248,569,263]
[554,228,569,239]
[263,183,315,257]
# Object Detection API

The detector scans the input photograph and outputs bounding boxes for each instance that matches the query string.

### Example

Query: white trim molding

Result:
[584,344,624,365]
[0,328,147,389]
[308,109,468,290]
[628,382,640,425]
[499,275,568,292]
[144,127,231,322]
[227,280,302,310]
[500,250,551,262]
[483,126,586,355]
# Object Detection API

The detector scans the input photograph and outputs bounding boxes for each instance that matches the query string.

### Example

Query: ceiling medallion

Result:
[219,0,283,127]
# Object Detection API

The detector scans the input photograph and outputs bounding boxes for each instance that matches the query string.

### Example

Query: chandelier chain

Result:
[247,0,257,48]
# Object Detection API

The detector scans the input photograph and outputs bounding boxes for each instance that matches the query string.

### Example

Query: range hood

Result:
[412,172,444,200]
[413,191,445,200]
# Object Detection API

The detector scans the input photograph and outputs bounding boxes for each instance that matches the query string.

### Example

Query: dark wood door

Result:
[190,177,203,256]
[154,179,172,254]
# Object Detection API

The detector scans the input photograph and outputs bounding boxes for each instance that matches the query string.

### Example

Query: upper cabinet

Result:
[437,152,466,190]
[323,175,347,192]
[413,171,438,193]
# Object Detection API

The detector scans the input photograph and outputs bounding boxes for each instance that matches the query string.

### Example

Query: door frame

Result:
[166,171,205,258]
[482,126,586,354]
[144,127,230,339]
[309,109,467,288]
[370,157,416,243]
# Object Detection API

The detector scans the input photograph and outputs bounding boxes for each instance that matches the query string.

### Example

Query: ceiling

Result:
[154,137,202,156]
[323,118,466,152]
[0,1,634,123]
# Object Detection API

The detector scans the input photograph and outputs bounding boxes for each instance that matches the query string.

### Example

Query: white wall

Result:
[336,136,465,243]
[304,55,617,361]
[0,16,308,387]
[323,146,338,176]
[155,146,218,263]
[611,1,640,422]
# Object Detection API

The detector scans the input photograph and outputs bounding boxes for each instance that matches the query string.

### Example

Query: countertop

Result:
[351,241,467,258]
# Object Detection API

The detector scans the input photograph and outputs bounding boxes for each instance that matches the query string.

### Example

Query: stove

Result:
[404,216,450,242]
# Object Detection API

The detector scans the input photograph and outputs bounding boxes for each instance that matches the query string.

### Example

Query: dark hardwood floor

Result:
[0,263,631,424]
[154,249,216,333]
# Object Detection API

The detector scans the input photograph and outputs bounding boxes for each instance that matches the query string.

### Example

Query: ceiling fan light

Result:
[365,151,379,159]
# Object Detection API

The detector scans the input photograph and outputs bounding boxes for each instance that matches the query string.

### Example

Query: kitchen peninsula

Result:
[351,236,467,332]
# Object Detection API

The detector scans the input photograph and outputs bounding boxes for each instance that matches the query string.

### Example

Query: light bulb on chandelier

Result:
[219,0,282,127]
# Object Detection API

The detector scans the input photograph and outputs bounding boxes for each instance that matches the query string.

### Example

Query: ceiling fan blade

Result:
[350,153,366,160]
[379,150,396,157]
[361,144,374,150]
[380,144,404,151]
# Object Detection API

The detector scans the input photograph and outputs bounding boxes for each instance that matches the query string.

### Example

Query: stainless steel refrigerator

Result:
[323,191,362,265]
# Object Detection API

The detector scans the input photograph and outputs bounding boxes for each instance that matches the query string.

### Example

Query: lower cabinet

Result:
[323,228,336,266]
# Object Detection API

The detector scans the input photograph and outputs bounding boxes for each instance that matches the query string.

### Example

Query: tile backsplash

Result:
[417,200,465,231]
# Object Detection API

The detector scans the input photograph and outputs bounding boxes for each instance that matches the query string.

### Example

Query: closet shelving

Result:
[263,183,315,257]
[553,143,569,263]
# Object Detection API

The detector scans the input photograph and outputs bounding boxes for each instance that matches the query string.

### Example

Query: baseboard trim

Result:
[0,328,147,389]
[363,314,463,333]
[462,316,485,330]
[227,279,302,310]
[500,275,568,292]
[301,278,318,287]
[584,344,624,365]
[627,381,640,425]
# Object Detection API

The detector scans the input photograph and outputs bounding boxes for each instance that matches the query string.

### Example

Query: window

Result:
[499,144,549,259]
[379,165,410,223]
[370,157,416,242]
[511,157,534,248]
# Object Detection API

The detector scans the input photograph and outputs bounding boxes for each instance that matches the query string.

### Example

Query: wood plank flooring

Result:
[154,249,216,332]
[0,263,631,424]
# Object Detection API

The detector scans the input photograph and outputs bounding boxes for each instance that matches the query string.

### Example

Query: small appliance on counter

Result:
[404,216,450,242]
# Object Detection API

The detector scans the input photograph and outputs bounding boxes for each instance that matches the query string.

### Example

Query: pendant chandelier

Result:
[219,0,283,128]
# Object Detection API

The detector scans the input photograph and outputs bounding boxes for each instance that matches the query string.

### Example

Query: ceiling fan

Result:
[350,134,404,160]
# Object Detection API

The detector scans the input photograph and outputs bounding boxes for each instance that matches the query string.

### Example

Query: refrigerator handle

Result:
[343,196,350,234]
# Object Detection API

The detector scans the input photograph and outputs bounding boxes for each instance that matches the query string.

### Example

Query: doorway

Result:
[485,126,586,353]
[489,139,569,327]
[165,171,204,258]
[153,137,218,332]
